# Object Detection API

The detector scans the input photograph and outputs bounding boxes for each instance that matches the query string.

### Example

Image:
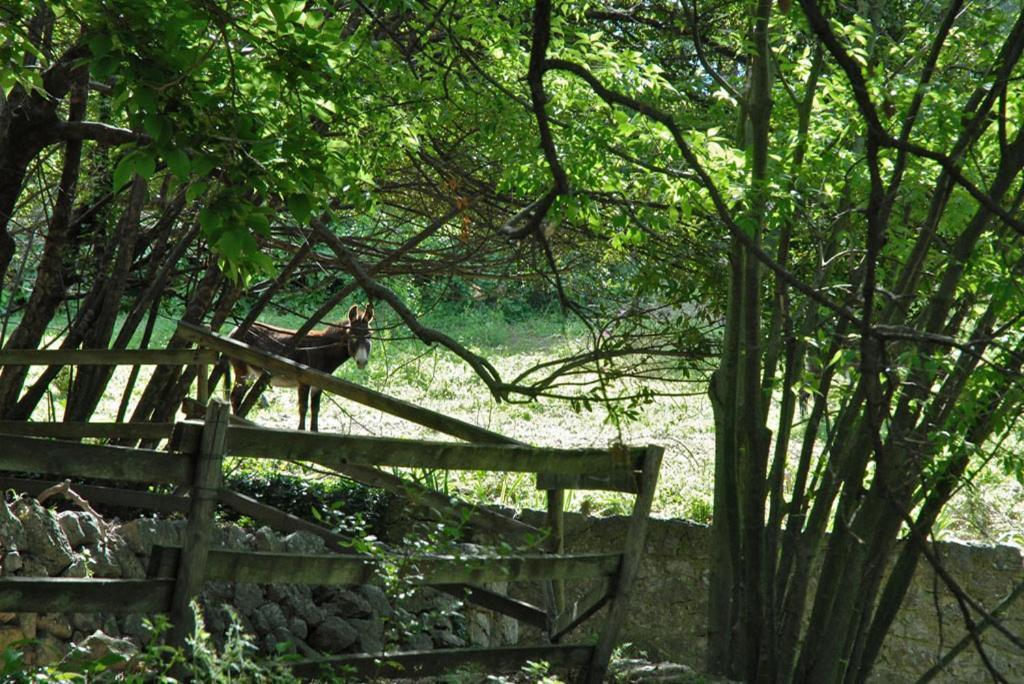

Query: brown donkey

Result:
[229,303,374,431]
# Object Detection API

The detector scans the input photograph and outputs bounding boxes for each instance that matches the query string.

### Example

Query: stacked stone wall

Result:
[517,511,1023,683]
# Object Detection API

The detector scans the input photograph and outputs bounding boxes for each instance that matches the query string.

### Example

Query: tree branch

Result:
[55,120,148,146]
[312,221,508,399]
[543,56,864,328]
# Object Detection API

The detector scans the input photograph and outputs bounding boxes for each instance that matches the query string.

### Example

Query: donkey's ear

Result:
[348,304,360,322]
[363,302,374,323]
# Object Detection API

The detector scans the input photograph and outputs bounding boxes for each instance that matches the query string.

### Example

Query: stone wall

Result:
[0,495,515,668]
[521,511,1024,683]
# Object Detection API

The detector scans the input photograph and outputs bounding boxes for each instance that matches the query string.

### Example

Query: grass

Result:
[14,302,1024,545]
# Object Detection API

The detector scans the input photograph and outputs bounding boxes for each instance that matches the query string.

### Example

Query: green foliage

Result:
[222,465,391,537]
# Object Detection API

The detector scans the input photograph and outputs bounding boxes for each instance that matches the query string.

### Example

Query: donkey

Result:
[229,303,374,431]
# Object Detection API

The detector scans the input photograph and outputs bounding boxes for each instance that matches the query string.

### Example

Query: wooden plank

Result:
[0,434,191,485]
[435,584,549,630]
[169,401,228,647]
[0,477,189,515]
[177,322,521,445]
[181,413,540,539]
[547,488,566,616]
[584,446,663,684]
[225,425,646,475]
[196,364,209,404]
[216,488,352,549]
[289,644,593,679]
[0,420,174,441]
[0,348,218,366]
[150,547,622,585]
[322,461,540,539]
[0,578,173,613]
[552,578,612,641]
[536,471,640,493]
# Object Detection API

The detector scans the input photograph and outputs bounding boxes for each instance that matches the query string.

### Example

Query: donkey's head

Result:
[346,303,374,369]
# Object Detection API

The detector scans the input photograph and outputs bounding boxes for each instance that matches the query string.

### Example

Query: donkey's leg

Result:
[310,388,323,432]
[298,385,310,431]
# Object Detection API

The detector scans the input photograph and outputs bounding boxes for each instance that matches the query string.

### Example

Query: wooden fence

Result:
[0,324,662,683]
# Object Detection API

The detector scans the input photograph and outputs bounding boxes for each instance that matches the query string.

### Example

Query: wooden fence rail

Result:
[0,349,218,366]
[149,547,623,586]
[0,433,191,485]
[176,322,520,446]
[0,335,663,683]
[224,424,646,475]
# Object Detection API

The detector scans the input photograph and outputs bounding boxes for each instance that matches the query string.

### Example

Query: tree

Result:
[508,0,1024,681]
[3,1,1023,681]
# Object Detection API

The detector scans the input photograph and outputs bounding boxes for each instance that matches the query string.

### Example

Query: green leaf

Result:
[287,193,312,223]
[198,206,224,237]
[113,153,136,191]
[143,114,171,144]
[191,154,216,177]
[185,180,208,203]
[164,148,190,178]
[248,210,270,236]
[87,34,112,58]
[90,54,119,80]
[134,87,158,114]
[134,151,156,179]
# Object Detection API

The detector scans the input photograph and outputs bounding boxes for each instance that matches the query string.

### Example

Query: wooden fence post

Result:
[196,363,209,405]
[582,445,663,684]
[546,487,566,615]
[167,399,228,649]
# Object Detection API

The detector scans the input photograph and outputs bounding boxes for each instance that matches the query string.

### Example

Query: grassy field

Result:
[20,303,1024,546]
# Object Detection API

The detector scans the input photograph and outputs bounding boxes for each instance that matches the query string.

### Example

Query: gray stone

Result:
[252,526,285,552]
[34,636,65,665]
[349,618,385,654]
[202,603,231,638]
[405,631,433,651]
[121,614,153,646]
[77,513,102,545]
[75,631,138,671]
[612,659,697,683]
[269,584,323,626]
[109,540,145,579]
[83,543,120,578]
[399,587,447,614]
[71,613,101,633]
[266,626,297,654]
[288,617,308,641]
[116,519,183,556]
[18,613,37,639]
[214,524,252,550]
[432,629,465,648]
[253,603,287,636]
[13,499,73,575]
[2,550,23,575]
[19,554,47,576]
[57,512,86,548]
[61,557,88,578]
[467,611,491,647]
[38,613,71,639]
[233,583,265,614]
[284,531,326,555]
[357,584,393,618]
[0,500,25,547]
[203,581,234,603]
[0,626,27,652]
[326,589,372,619]
[308,616,358,653]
